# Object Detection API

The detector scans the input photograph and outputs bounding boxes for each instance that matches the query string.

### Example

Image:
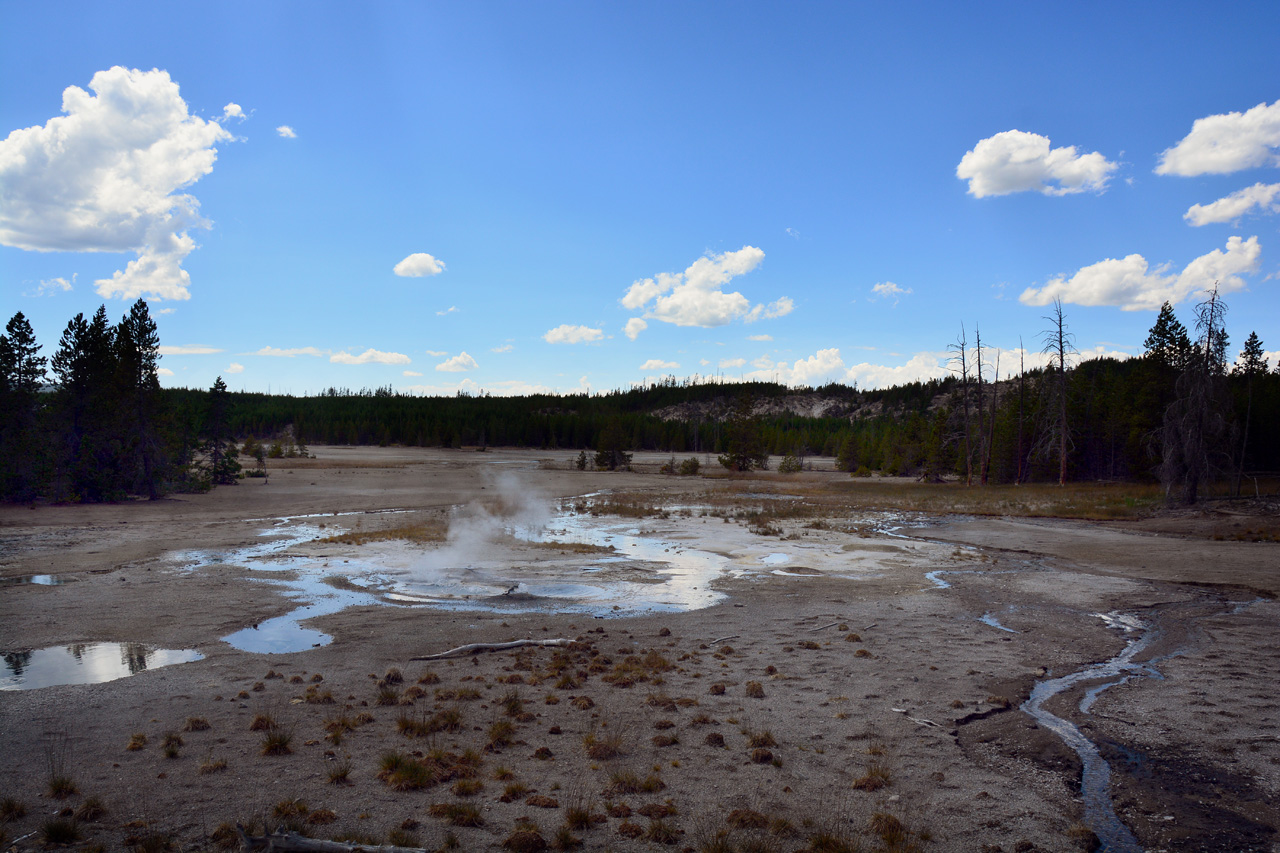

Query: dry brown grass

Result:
[320,519,446,546]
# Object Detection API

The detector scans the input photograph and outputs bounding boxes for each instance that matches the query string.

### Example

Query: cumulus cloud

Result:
[158,344,222,355]
[1019,236,1261,311]
[330,348,411,365]
[491,344,513,353]
[957,130,1118,198]
[394,252,446,277]
[621,247,790,328]
[156,367,175,377]
[425,349,448,357]
[0,66,233,301]
[436,352,478,372]
[1263,350,1280,371]
[870,282,912,303]
[845,351,951,389]
[276,125,297,138]
[544,324,603,344]
[744,348,846,386]
[226,362,244,374]
[404,370,423,377]
[1156,100,1280,176]
[719,357,747,369]
[640,359,679,371]
[624,318,648,340]
[252,346,324,357]
[747,334,772,342]
[222,103,244,119]
[1184,183,1280,226]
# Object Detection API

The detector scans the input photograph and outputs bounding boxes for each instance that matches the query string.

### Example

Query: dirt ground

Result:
[1,447,1276,853]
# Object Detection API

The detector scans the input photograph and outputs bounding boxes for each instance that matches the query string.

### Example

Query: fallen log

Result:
[409,638,570,661]
[236,826,425,853]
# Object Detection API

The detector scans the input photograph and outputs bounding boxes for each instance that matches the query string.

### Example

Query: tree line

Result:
[3,295,1275,504]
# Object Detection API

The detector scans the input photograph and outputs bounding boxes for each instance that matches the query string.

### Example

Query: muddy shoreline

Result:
[2,447,1277,852]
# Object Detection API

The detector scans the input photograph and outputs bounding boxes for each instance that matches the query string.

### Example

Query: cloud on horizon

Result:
[1019,236,1261,311]
[330,348,411,365]
[436,352,478,372]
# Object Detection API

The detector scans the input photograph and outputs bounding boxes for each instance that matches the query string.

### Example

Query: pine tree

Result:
[1232,331,1266,494]
[204,376,241,485]
[1143,302,1192,370]
[0,312,49,500]
[116,299,164,499]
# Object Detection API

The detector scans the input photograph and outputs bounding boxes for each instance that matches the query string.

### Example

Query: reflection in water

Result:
[0,643,203,691]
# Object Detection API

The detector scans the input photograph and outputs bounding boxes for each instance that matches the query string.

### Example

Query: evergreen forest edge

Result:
[2,295,1277,505]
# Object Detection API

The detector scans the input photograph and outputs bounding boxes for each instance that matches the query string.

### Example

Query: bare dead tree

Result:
[1159,286,1234,504]
[981,349,1000,486]
[974,326,986,485]
[1038,299,1076,486]
[948,325,973,486]
[1016,338,1026,485]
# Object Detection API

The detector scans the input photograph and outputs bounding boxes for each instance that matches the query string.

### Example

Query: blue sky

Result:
[3,1,1279,394]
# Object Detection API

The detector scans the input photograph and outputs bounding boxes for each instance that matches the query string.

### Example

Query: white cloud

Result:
[743,348,845,386]
[845,351,951,389]
[394,252,446,277]
[156,367,175,377]
[425,349,448,357]
[222,103,244,119]
[1184,183,1280,226]
[155,307,176,315]
[0,66,233,301]
[491,344,513,353]
[158,344,222,355]
[870,282,912,303]
[404,370,423,377]
[1019,235,1262,311]
[436,352,478,372]
[34,275,74,296]
[226,362,244,374]
[621,247,790,328]
[276,125,297,138]
[785,227,800,239]
[747,334,772,342]
[640,359,679,371]
[1263,350,1280,371]
[252,346,324,357]
[544,324,603,344]
[624,318,648,340]
[436,306,458,316]
[957,130,1118,198]
[1156,100,1280,176]
[330,348,411,365]
[744,296,794,323]
[719,357,747,369]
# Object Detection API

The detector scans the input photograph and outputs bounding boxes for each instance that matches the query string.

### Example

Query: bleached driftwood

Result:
[710,634,740,645]
[236,826,424,852]
[409,638,570,661]
[808,621,841,633]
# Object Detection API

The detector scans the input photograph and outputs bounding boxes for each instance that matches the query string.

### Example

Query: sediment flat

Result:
[1,447,1276,852]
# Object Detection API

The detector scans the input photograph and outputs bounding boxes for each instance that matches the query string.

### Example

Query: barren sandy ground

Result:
[1,447,1276,853]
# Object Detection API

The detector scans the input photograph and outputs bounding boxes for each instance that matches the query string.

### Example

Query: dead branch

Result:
[237,826,425,852]
[808,622,841,633]
[710,634,740,645]
[409,638,570,661]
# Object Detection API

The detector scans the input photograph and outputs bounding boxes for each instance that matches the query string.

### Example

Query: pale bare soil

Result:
[0,447,1277,853]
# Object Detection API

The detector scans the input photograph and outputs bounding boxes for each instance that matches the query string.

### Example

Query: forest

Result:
[2,295,1276,505]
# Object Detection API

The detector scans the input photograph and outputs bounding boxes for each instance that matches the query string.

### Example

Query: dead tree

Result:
[1159,287,1233,504]
[1038,299,1076,486]
[948,326,974,486]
